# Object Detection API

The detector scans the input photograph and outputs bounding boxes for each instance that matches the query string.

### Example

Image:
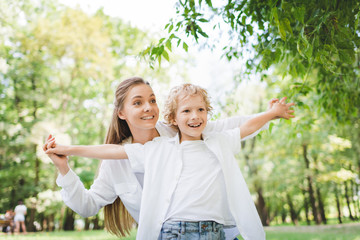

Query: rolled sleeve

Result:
[124,143,145,173]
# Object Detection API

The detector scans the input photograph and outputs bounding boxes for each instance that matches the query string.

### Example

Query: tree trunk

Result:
[256,187,268,226]
[286,193,298,225]
[302,144,320,224]
[85,218,90,230]
[350,180,359,220]
[302,188,311,225]
[48,214,55,232]
[344,181,355,220]
[316,187,327,224]
[63,208,75,231]
[93,215,100,230]
[280,207,287,224]
[335,185,343,224]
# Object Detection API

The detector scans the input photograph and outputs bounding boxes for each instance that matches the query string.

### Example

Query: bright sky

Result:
[58,0,253,110]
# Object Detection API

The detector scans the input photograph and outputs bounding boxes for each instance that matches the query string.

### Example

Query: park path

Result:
[264,222,360,232]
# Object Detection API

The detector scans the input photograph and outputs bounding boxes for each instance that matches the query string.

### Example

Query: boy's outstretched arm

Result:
[240,97,295,139]
[44,136,128,160]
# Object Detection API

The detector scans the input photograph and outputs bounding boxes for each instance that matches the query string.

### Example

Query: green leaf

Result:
[198,18,209,23]
[293,6,305,24]
[165,40,172,51]
[269,122,274,134]
[246,24,253,36]
[183,42,188,52]
[271,7,279,24]
[162,50,169,61]
[199,30,209,38]
[168,24,174,33]
[205,0,212,8]
[278,21,286,41]
[282,18,293,35]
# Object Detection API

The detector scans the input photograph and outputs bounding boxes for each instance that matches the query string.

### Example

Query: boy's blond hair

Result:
[163,83,213,130]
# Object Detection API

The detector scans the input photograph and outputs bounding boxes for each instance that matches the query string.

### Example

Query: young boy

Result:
[45,84,294,240]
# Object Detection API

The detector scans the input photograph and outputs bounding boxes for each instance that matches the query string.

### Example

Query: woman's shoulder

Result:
[156,121,177,137]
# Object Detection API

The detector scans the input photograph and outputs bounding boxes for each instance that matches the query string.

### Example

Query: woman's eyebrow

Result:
[131,93,155,99]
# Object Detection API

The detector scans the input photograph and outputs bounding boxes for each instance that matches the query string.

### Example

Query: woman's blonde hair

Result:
[163,83,212,130]
[103,77,150,237]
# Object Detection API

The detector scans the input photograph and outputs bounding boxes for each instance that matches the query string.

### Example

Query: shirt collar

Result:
[167,132,211,144]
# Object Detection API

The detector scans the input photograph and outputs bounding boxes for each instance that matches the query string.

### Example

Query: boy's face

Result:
[173,94,208,142]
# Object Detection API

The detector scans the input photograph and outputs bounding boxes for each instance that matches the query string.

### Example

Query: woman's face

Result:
[118,84,159,132]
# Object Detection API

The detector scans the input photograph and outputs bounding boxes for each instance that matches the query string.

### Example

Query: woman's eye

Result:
[151,99,157,103]
[134,101,141,106]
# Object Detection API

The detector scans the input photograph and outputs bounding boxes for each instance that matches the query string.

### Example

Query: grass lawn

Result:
[1,222,359,239]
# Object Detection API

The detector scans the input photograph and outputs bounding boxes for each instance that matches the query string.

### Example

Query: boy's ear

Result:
[171,118,177,126]
[118,111,126,120]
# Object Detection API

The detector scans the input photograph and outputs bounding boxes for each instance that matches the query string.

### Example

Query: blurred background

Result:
[0,0,359,239]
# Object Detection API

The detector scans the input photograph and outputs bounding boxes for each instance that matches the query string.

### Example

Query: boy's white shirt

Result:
[124,128,265,240]
[56,115,269,239]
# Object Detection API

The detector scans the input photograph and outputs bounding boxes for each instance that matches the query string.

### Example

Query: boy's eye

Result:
[183,109,190,113]
[199,108,205,112]
[150,99,156,103]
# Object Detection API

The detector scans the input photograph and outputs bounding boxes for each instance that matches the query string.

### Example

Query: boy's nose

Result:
[191,112,199,119]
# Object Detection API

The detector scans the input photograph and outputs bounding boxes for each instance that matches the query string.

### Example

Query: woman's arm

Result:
[240,97,295,139]
[44,136,128,160]
[49,154,122,218]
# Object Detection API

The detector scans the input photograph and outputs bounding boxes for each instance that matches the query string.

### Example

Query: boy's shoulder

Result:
[203,128,240,140]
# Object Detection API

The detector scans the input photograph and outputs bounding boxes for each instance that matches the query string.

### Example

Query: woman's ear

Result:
[118,111,126,120]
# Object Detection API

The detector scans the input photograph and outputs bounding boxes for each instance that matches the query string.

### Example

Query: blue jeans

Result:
[159,221,225,240]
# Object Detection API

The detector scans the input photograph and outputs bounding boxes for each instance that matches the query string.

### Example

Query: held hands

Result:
[268,97,295,120]
[43,134,70,175]
[43,135,70,156]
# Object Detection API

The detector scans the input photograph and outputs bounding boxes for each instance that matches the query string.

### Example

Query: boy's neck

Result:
[179,133,203,143]
[131,128,160,144]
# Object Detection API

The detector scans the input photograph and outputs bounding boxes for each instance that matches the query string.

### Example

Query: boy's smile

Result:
[173,94,208,142]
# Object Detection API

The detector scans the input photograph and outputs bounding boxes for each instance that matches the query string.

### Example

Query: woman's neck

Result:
[131,128,160,144]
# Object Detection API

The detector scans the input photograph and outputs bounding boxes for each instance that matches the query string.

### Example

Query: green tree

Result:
[147,0,360,120]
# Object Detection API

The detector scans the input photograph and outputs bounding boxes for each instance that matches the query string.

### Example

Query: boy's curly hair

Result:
[163,83,213,130]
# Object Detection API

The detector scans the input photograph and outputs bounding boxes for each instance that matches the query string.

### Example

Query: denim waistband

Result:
[162,220,223,233]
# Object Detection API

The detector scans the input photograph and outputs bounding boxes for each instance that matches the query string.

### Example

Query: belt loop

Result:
[181,221,185,234]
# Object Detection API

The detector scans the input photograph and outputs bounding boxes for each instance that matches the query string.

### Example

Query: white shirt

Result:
[56,116,268,239]
[165,140,233,225]
[124,128,266,240]
[14,204,27,217]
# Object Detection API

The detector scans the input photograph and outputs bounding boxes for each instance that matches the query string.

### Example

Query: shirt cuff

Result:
[56,168,79,187]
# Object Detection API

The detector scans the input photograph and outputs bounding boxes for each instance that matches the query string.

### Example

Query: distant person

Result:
[14,200,27,234]
[4,209,14,234]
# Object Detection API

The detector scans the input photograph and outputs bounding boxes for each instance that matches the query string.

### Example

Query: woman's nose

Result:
[144,102,152,112]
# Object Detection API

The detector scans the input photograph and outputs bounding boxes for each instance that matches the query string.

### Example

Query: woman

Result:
[46,77,274,239]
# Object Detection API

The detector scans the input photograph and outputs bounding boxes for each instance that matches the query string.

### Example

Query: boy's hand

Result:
[43,134,70,175]
[43,134,56,151]
[269,97,295,119]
